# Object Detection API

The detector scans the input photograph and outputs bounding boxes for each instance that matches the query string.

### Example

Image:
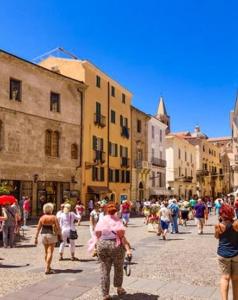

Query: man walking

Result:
[194,198,207,234]
[168,198,179,234]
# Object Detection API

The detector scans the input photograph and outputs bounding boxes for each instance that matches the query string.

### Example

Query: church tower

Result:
[155,96,170,134]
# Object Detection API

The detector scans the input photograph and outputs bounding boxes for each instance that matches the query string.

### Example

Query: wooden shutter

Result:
[100,168,104,181]
[100,138,104,151]
[93,136,97,150]
[120,115,123,127]
[115,144,118,157]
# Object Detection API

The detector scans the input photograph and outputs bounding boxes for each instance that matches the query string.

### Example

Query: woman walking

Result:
[2,203,17,248]
[35,203,61,274]
[89,203,100,238]
[215,204,238,300]
[93,202,131,300]
[58,203,81,261]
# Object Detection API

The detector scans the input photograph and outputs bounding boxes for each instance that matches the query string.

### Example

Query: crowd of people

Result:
[1,193,238,300]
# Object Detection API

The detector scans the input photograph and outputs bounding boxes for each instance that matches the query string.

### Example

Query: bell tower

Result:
[155,96,170,134]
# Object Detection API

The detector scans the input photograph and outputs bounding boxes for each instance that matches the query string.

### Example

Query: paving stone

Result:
[157,281,182,296]
[47,285,90,298]
[128,278,165,293]
[176,283,197,297]
[192,286,217,298]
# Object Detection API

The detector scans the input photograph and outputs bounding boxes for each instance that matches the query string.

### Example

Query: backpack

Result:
[170,205,178,217]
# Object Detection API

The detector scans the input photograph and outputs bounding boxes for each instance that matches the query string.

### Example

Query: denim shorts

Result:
[161,220,169,230]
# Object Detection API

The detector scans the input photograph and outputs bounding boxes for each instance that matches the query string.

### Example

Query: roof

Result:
[173,131,191,137]
[0,49,86,88]
[157,96,168,116]
[131,105,150,119]
[207,137,231,142]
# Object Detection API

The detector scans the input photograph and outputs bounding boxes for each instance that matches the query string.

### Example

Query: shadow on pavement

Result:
[118,292,158,299]
[0,263,30,268]
[53,268,83,274]
[79,259,96,262]
[16,244,36,248]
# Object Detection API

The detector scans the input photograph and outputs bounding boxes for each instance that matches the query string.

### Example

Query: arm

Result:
[73,212,81,221]
[214,223,226,239]
[35,218,43,245]
[233,220,238,232]
[0,209,8,221]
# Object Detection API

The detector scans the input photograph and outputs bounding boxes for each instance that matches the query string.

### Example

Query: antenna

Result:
[32,47,79,63]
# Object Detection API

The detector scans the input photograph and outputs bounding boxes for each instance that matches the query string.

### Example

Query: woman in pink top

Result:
[94,202,131,300]
[23,197,31,226]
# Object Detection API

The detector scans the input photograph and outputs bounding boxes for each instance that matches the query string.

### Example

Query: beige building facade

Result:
[0,50,86,215]
[131,106,150,203]
[182,127,225,198]
[166,134,197,199]
[40,57,132,206]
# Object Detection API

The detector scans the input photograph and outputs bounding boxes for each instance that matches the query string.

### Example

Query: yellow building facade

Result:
[40,57,132,206]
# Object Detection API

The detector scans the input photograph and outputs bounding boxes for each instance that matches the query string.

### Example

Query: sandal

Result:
[103,296,111,300]
[45,269,56,275]
[117,288,126,295]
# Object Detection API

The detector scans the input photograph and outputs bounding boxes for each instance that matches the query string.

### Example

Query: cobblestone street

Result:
[0,215,226,300]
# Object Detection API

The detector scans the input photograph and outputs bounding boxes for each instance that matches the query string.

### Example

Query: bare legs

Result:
[220,274,238,300]
[44,243,55,273]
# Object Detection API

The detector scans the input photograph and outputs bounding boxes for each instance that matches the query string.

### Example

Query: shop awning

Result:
[87,186,112,194]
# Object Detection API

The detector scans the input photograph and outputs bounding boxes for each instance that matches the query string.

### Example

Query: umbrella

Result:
[0,195,17,205]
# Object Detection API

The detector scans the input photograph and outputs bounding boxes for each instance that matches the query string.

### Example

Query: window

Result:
[185,151,187,161]
[115,169,120,182]
[93,136,104,151]
[179,167,181,177]
[126,171,130,183]
[152,148,155,159]
[50,92,60,112]
[0,120,3,150]
[96,102,101,115]
[152,126,155,139]
[137,120,141,133]
[178,149,181,159]
[120,145,128,158]
[160,129,162,142]
[160,151,163,159]
[190,154,193,163]
[92,167,104,181]
[122,93,126,103]
[152,171,155,187]
[111,110,116,123]
[185,168,187,177]
[111,86,115,97]
[137,149,143,161]
[96,75,101,88]
[52,131,60,157]
[109,142,118,157]
[10,78,21,101]
[71,144,78,159]
[121,170,125,183]
[45,130,52,156]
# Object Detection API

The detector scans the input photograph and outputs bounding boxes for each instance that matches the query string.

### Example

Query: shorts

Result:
[160,220,169,230]
[218,255,238,276]
[122,213,130,222]
[181,211,189,220]
[195,218,205,225]
[41,233,58,245]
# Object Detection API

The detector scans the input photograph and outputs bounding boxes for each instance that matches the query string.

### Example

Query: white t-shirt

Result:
[160,207,171,222]
[90,210,99,222]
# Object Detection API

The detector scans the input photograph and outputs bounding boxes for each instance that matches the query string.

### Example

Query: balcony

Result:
[121,157,130,168]
[94,113,106,127]
[134,160,151,169]
[176,176,193,183]
[151,157,166,168]
[121,126,130,139]
[196,170,209,177]
[93,150,105,164]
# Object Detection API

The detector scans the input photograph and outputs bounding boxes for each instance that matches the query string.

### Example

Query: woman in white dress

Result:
[58,203,81,261]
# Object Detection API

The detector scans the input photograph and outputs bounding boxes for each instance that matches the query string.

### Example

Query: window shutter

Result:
[109,142,112,155]
[101,138,104,151]
[115,144,118,157]
[120,115,123,127]
[120,145,122,157]
[100,168,104,181]
[126,171,130,183]
[93,136,97,150]
[125,147,128,158]
[125,118,128,127]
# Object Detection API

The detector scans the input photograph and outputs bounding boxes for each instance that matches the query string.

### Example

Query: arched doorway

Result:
[138,182,144,201]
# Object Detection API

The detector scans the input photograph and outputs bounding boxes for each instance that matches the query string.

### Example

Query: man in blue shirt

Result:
[168,198,180,234]
[194,198,207,234]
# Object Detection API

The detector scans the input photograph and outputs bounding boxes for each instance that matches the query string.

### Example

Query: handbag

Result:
[69,213,78,240]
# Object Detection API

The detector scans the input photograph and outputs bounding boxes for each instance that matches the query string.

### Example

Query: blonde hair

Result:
[63,203,71,213]
[43,202,54,214]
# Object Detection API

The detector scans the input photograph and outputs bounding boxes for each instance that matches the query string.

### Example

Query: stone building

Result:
[230,97,238,191]
[40,56,132,206]
[147,100,168,198]
[0,50,86,215]
[131,106,150,203]
[166,134,197,199]
[181,127,225,198]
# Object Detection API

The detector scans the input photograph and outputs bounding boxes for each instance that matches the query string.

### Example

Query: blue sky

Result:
[0,0,237,137]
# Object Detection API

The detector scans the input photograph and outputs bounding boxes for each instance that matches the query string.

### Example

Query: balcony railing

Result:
[196,170,209,177]
[151,157,166,168]
[121,126,130,139]
[94,150,105,163]
[176,176,193,183]
[121,157,130,168]
[135,160,151,169]
[94,113,106,127]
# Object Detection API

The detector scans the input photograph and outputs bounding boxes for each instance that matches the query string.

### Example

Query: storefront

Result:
[0,179,33,204]
[37,181,71,214]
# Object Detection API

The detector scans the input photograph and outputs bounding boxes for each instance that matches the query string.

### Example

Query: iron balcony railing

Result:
[151,157,166,168]
[94,113,106,127]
